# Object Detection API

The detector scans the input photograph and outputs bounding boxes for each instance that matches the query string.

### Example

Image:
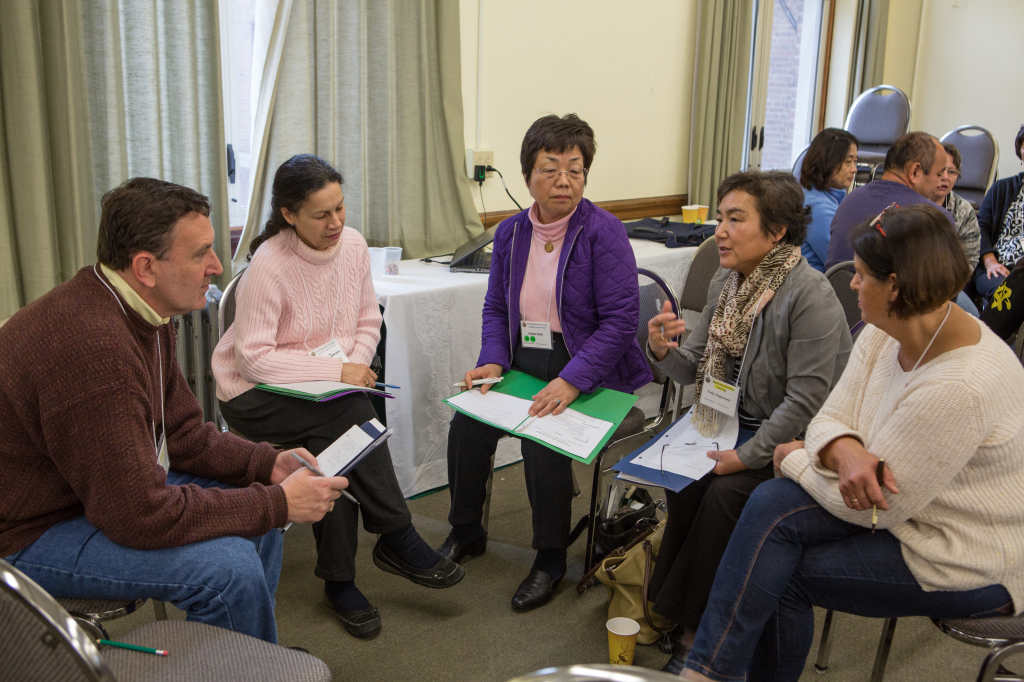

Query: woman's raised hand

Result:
[647,300,686,361]
[462,363,504,394]
[341,363,378,388]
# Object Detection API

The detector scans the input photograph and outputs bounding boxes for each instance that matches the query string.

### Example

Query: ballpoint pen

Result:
[452,377,504,388]
[375,382,400,389]
[289,451,359,505]
[871,459,885,532]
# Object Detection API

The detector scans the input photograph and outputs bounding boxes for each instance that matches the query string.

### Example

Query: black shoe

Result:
[661,627,689,674]
[288,646,311,653]
[372,537,465,588]
[437,534,487,564]
[323,588,382,639]
[511,569,562,611]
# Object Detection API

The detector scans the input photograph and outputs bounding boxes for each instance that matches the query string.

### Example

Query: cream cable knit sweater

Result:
[781,322,1024,613]
[212,228,382,401]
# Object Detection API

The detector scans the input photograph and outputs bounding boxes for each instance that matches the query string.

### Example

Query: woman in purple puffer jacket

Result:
[437,114,652,611]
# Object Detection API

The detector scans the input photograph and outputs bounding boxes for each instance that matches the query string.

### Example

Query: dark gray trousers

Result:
[220,390,410,582]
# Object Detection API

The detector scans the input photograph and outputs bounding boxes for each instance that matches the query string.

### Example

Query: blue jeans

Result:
[4,471,283,643]
[686,478,1012,682]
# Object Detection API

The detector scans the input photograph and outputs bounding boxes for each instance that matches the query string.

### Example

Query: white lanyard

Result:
[93,265,167,466]
[902,302,951,387]
[294,253,340,352]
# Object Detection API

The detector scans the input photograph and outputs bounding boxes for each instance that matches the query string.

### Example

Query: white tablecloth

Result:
[373,238,696,497]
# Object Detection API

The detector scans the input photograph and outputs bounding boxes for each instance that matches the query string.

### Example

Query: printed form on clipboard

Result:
[612,409,739,492]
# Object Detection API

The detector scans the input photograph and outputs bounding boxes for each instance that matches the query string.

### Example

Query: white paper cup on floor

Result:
[368,247,386,276]
[606,617,640,665]
[384,247,402,275]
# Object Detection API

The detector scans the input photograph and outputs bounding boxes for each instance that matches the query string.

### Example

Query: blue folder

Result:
[611,418,707,493]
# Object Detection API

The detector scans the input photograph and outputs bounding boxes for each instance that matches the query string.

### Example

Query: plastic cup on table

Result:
[368,247,386,277]
[682,205,707,225]
[606,617,640,665]
[383,247,402,276]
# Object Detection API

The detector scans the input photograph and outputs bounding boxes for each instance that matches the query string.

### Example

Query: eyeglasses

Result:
[533,167,588,182]
[870,202,899,237]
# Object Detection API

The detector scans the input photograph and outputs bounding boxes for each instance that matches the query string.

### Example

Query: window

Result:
[218,0,257,249]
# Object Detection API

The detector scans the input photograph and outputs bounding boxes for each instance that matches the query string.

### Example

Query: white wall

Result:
[459,0,699,215]
[910,0,1024,180]
[880,0,922,97]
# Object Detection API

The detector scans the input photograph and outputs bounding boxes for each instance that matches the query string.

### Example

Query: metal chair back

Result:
[509,664,682,681]
[219,268,247,337]
[0,559,115,682]
[940,125,1000,208]
[1014,319,1024,365]
[824,261,862,334]
[637,269,680,387]
[844,84,911,158]
[792,144,811,183]
[678,235,721,324]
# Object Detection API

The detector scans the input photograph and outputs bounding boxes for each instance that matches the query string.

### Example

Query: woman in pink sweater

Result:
[213,155,462,640]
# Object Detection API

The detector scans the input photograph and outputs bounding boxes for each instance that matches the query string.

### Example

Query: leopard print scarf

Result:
[692,243,802,437]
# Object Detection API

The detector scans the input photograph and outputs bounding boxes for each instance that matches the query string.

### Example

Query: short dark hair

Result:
[942,142,962,171]
[800,128,859,191]
[716,170,810,246]
[885,132,939,176]
[248,155,344,259]
[851,203,970,319]
[520,114,596,182]
[96,177,211,270]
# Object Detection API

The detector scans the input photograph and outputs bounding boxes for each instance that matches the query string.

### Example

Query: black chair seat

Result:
[937,614,1024,643]
[610,406,647,441]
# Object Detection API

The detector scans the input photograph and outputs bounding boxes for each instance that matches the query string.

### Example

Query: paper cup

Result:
[383,246,402,276]
[682,205,707,225]
[606,617,640,666]
[368,248,386,276]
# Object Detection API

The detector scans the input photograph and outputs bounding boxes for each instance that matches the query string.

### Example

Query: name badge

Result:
[156,433,169,473]
[521,321,553,350]
[699,376,740,417]
[310,338,350,362]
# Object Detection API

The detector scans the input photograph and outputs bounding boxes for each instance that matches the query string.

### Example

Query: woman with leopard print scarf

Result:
[642,171,853,674]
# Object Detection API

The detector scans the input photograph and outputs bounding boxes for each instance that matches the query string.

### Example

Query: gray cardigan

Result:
[651,259,852,469]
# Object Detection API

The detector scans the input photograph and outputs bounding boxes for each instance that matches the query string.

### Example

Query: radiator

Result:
[173,284,224,428]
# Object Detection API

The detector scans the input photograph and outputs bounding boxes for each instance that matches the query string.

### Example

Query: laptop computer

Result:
[449,229,495,273]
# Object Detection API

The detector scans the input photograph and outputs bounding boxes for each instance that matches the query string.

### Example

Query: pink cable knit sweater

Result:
[212,228,382,401]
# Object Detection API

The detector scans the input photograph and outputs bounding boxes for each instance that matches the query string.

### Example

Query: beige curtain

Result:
[233,0,482,271]
[0,1,96,318]
[847,0,890,108]
[0,1,231,318]
[688,0,754,212]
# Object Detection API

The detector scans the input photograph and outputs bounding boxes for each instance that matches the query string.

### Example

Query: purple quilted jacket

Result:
[476,198,653,394]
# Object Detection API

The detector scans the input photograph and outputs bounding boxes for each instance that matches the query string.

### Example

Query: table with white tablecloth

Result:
[372,239,697,497]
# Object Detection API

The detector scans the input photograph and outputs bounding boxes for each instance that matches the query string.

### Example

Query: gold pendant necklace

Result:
[544,240,554,253]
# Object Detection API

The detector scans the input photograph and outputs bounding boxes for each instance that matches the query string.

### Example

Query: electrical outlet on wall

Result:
[466,149,494,180]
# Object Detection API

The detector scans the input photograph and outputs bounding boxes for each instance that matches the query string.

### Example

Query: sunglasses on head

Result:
[870,202,899,237]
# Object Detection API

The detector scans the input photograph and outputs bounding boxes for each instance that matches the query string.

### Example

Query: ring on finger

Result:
[849,498,858,503]
[554,398,561,404]
[329,501,335,512]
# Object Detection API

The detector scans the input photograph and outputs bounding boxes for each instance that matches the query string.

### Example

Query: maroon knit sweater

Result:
[0,266,289,557]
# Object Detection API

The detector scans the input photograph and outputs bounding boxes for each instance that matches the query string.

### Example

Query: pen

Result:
[375,382,400,389]
[289,451,359,505]
[871,459,885,533]
[452,377,504,388]
[98,639,168,656]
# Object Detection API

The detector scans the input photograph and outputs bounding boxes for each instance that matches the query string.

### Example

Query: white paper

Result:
[265,380,383,396]
[631,409,739,480]
[515,408,614,459]
[445,389,532,431]
[316,425,374,476]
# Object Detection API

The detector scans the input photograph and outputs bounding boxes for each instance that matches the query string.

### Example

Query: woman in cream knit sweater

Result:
[213,155,462,641]
[679,204,1024,682]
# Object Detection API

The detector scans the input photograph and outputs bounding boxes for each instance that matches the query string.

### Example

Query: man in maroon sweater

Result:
[0,178,348,643]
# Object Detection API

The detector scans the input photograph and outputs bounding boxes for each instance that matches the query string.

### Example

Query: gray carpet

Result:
[106,452,998,681]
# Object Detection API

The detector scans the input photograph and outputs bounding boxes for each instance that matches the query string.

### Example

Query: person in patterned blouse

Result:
[930,143,981,271]
[975,125,1024,300]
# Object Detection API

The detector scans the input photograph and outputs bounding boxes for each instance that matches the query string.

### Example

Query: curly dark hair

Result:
[716,170,810,246]
[800,128,859,191]
[247,155,344,260]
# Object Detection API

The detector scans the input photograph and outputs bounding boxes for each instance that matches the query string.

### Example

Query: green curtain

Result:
[0,0,231,319]
[847,0,890,108]
[233,0,482,270]
[688,0,754,213]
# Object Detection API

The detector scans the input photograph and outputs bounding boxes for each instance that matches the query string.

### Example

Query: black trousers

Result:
[220,390,411,582]
[648,462,775,630]
[447,334,574,551]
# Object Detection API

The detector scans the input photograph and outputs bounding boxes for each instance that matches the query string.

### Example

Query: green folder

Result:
[444,370,638,464]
